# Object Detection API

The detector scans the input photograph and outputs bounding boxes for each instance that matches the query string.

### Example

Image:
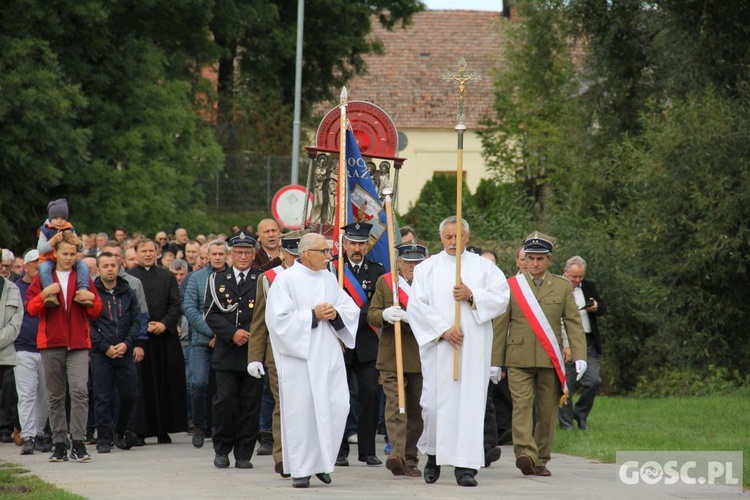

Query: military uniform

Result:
[246,234,301,477]
[367,244,427,477]
[336,223,385,466]
[492,232,586,475]
[204,231,263,468]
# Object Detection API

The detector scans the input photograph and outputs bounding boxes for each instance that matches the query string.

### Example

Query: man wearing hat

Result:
[246,231,302,477]
[203,231,263,469]
[367,243,428,478]
[492,231,587,477]
[335,222,385,467]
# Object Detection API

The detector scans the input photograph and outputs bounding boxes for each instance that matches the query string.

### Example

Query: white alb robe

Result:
[265,263,359,477]
[408,250,509,470]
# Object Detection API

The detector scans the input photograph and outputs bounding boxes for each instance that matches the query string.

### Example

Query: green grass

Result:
[0,462,82,499]
[553,391,750,487]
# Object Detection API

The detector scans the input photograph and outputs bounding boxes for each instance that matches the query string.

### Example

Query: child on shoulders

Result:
[37,199,93,308]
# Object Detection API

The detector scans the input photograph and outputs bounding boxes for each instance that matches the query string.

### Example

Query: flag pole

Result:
[443,58,481,381]
[337,87,348,288]
[383,187,406,414]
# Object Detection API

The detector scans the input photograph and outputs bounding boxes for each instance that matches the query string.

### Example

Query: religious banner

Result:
[333,129,391,271]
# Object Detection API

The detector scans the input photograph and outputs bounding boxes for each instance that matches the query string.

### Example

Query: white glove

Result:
[247,361,265,379]
[489,366,500,385]
[382,306,406,324]
[575,359,588,381]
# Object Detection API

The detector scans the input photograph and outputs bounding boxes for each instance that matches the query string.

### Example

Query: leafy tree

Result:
[480,0,582,219]
[0,36,89,248]
[210,0,425,156]
[482,0,750,392]
[0,0,223,249]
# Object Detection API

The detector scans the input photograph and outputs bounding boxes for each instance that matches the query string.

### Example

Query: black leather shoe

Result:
[424,455,441,484]
[214,454,230,469]
[192,428,204,448]
[292,476,310,488]
[157,433,172,444]
[457,473,478,487]
[335,455,349,466]
[484,445,502,467]
[235,458,253,469]
[315,472,332,484]
[358,454,382,466]
[578,418,590,431]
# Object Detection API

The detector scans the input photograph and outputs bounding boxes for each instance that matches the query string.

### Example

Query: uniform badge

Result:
[249,299,255,308]
[219,285,226,293]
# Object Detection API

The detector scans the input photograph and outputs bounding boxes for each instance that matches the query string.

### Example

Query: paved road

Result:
[0,433,745,499]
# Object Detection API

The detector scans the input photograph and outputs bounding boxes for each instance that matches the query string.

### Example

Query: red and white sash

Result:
[382,273,410,308]
[264,266,282,285]
[507,275,568,396]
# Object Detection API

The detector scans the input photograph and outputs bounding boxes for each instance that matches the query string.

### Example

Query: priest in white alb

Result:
[408,216,510,487]
[265,233,359,489]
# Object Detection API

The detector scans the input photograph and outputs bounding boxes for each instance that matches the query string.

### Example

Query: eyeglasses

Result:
[308,248,331,255]
[0,264,9,268]
[232,250,254,257]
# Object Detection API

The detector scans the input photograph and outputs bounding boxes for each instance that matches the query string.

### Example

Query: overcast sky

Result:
[422,0,502,10]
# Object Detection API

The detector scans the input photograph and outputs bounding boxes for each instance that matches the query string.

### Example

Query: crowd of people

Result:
[0,198,607,489]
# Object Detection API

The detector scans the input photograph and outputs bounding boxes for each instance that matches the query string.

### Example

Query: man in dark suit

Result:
[335,222,385,467]
[558,255,607,431]
[204,230,263,469]
[252,218,282,272]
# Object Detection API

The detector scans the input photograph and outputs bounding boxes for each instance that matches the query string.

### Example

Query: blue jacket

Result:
[90,276,143,354]
[14,278,39,353]
[183,265,226,347]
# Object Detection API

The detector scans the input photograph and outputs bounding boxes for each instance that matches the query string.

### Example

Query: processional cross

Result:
[441,57,481,381]
[442,57,482,128]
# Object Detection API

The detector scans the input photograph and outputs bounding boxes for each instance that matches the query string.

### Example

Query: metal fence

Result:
[201,153,310,212]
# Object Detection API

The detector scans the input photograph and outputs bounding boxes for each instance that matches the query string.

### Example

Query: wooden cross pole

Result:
[442,58,481,381]
[337,86,348,288]
[383,186,406,413]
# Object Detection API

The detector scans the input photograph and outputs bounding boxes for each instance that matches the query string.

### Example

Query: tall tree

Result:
[483,0,750,392]
[480,0,582,219]
[0,0,223,249]
[210,0,425,156]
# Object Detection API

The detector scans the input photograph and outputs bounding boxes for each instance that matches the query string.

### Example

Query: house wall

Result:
[394,128,491,213]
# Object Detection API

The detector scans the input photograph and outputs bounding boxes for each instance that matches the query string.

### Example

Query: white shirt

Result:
[56,270,72,309]
[573,286,591,333]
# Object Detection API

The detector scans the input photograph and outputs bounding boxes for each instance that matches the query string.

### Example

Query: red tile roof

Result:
[344,10,504,130]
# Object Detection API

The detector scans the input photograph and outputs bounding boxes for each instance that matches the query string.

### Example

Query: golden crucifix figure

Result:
[442,57,482,128]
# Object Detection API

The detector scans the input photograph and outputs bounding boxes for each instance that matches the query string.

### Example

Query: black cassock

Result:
[127,265,187,436]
